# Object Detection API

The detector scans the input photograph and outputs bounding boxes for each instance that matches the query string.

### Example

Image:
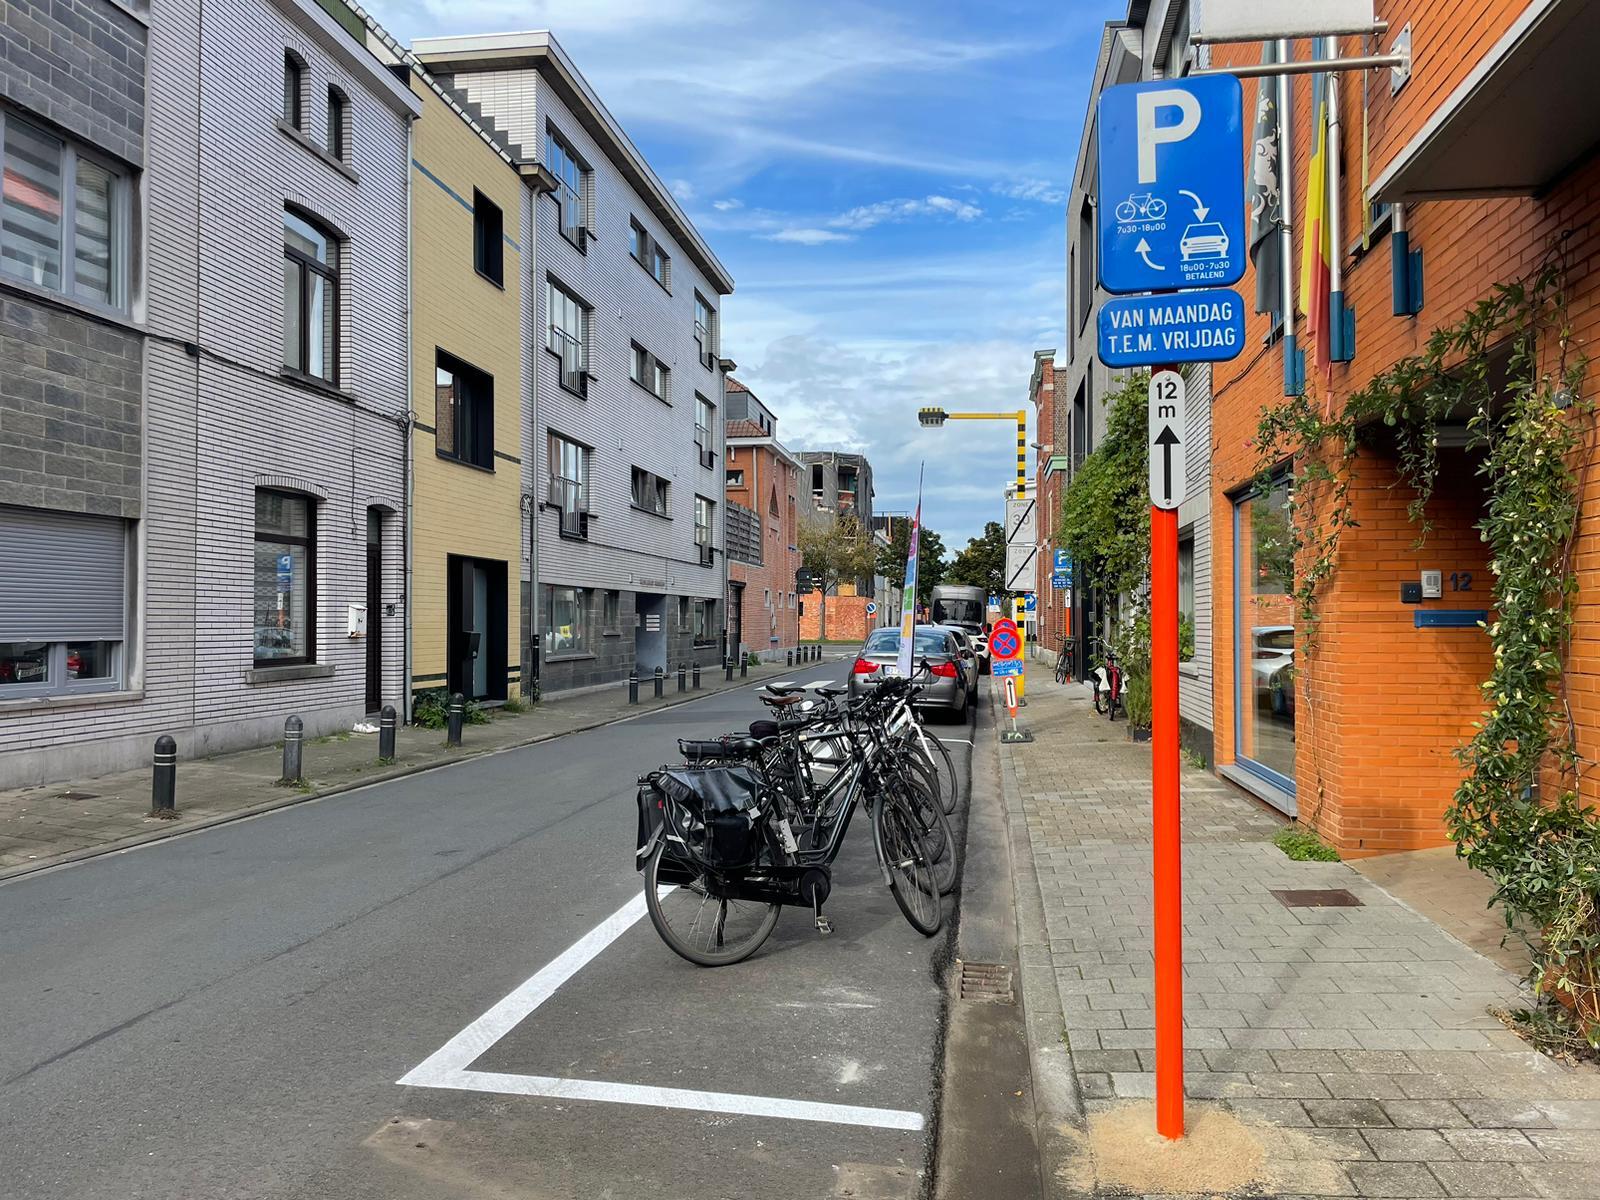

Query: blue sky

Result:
[367,0,1107,548]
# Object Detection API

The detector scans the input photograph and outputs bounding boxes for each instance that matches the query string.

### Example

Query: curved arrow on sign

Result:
[1135,238,1165,271]
[1178,188,1210,220]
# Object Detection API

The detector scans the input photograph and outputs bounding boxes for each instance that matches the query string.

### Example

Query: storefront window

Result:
[254,490,315,666]
[1234,479,1296,794]
[544,585,590,657]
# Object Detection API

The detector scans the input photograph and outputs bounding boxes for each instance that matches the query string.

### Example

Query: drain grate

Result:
[1270,888,1363,908]
[957,960,1014,1003]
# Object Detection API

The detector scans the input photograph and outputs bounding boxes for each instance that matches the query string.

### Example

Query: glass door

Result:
[1233,479,1297,808]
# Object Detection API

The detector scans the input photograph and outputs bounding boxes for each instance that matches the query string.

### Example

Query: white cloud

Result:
[669,178,696,201]
[761,227,855,245]
[993,178,1068,205]
[712,198,744,211]
[829,195,983,231]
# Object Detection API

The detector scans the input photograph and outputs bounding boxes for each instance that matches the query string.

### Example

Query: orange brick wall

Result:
[1209,5,1600,856]
[799,590,889,644]
[726,441,802,657]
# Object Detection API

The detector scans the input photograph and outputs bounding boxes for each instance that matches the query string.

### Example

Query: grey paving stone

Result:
[1525,1129,1600,1161]
[1344,1160,1446,1196]
[1361,1128,1462,1161]
[1430,1160,1538,1196]
[1272,1049,1354,1074]
[1224,1097,1313,1126]
[1075,1071,1113,1100]
[1343,1050,1424,1075]
[1440,1128,1545,1162]
[1382,1100,1473,1130]
[1305,1098,1396,1128]
[1109,1071,1154,1098]
[1324,1073,1413,1100]
[1538,1100,1600,1129]
[1517,1161,1600,1197]
[1457,1099,1555,1129]
[1248,1072,1335,1099]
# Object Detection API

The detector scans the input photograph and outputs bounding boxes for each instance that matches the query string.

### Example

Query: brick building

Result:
[1030,350,1069,658]
[723,378,801,662]
[1200,1,1600,854]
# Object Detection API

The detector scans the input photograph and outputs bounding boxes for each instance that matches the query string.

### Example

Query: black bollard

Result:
[786,649,793,667]
[379,705,397,761]
[740,655,748,678]
[724,656,734,682]
[446,693,464,747]
[653,666,664,699]
[693,661,702,689]
[628,667,639,705]
[281,715,304,784]
[150,735,178,818]
[677,662,687,693]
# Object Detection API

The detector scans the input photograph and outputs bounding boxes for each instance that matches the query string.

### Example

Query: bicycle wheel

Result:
[872,793,943,936]
[1093,680,1107,714]
[644,843,781,967]
[913,727,961,814]
[902,776,958,896]
[1054,656,1067,685]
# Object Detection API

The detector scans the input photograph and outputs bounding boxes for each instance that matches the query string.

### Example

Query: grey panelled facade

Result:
[0,0,420,787]
[0,0,148,779]
[414,33,734,695]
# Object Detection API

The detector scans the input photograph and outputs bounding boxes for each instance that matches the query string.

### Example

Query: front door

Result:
[471,564,489,700]
[365,509,383,712]
[634,593,667,677]
[448,556,508,702]
[728,583,744,662]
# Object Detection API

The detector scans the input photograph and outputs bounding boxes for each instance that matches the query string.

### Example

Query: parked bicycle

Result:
[1089,637,1125,720]
[1054,635,1076,685]
[634,670,958,966]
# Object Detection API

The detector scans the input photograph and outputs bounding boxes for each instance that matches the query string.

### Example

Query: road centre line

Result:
[398,890,926,1132]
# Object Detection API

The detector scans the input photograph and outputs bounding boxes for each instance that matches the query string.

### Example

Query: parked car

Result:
[931,583,990,673]
[937,626,982,692]
[1251,625,1295,719]
[848,624,973,717]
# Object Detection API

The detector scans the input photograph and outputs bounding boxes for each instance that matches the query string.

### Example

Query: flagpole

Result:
[1326,35,1348,368]
[1276,38,1301,397]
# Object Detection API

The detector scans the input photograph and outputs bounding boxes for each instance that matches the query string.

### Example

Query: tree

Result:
[798,512,878,638]
[1060,371,1151,601]
[946,521,1006,597]
[877,518,947,607]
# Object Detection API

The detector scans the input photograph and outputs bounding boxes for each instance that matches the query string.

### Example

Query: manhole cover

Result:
[1270,888,1363,908]
[51,790,101,801]
[957,960,1014,1003]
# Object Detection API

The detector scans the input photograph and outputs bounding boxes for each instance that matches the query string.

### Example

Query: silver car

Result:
[937,626,982,692]
[848,625,973,718]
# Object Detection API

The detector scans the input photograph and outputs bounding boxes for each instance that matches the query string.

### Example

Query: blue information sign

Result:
[1097,74,1245,296]
[1023,593,1037,613]
[1051,572,1069,590]
[276,552,293,588]
[1097,288,1246,369]
[993,659,1024,678]
[1052,548,1070,573]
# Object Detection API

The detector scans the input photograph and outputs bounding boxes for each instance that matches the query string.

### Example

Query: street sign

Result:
[1052,548,1070,573]
[989,625,1020,662]
[1096,74,1246,295]
[796,567,815,594]
[1003,675,1019,718]
[987,594,1000,609]
[865,601,878,616]
[1004,541,1037,592]
[1051,572,1068,589]
[993,659,1023,677]
[1023,593,1037,613]
[1098,288,1246,369]
[1148,370,1188,511]
[1194,0,1375,42]
[1006,496,1037,547]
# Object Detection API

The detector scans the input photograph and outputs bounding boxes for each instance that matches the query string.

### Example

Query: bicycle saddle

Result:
[813,685,848,699]
[764,683,807,695]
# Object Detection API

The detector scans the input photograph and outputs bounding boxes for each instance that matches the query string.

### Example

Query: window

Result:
[544,585,590,657]
[693,598,715,644]
[726,469,744,488]
[629,216,670,288]
[0,113,129,309]
[282,209,338,383]
[0,505,127,696]
[283,52,304,128]
[603,590,620,629]
[435,351,494,470]
[544,124,588,245]
[1178,532,1195,663]
[548,432,589,538]
[473,190,503,285]
[631,343,669,402]
[677,595,689,629]
[254,490,315,667]
[695,393,716,469]
[631,466,670,516]
[694,495,715,564]
[811,463,824,502]
[762,588,771,609]
[1076,201,1094,335]
[326,86,347,160]
[1233,478,1296,799]
[694,292,717,367]
[546,278,588,394]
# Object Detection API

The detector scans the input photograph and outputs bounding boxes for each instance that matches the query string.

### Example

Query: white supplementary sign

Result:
[1005,497,1036,546]
[1004,541,1037,592]
[1148,370,1188,511]
[1192,0,1374,42]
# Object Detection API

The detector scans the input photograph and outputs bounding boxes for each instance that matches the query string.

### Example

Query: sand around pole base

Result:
[1068,1101,1267,1196]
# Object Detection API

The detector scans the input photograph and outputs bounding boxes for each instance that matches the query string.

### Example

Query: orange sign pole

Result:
[1151,500,1184,1138]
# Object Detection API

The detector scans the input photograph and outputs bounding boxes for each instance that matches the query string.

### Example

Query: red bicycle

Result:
[1090,638,1124,720]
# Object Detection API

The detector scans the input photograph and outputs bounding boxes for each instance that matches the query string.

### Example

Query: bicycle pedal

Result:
[814,915,834,935]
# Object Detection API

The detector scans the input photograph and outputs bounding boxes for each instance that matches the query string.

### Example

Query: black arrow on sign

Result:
[1153,425,1180,504]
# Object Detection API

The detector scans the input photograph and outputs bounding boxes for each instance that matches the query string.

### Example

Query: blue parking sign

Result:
[1097,75,1245,296]
[1052,548,1070,573]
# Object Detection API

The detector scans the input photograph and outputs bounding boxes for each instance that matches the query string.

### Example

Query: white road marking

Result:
[938,738,974,745]
[398,890,926,1132]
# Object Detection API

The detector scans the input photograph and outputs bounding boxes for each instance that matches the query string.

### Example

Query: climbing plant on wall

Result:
[1251,251,1600,1046]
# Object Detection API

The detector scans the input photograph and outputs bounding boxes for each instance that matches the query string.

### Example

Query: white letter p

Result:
[1135,89,1201,185]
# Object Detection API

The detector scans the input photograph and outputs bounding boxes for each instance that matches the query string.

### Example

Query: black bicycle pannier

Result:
[636,777,700,883]
[653,765,766,870]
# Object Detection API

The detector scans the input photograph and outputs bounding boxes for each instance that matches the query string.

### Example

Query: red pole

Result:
[1151,500,1184,1138]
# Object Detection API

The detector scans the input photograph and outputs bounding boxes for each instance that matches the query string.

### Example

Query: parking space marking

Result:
[398,890,925,1132]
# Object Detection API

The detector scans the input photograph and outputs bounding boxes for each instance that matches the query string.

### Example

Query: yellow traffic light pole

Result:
[917,407,1030,697]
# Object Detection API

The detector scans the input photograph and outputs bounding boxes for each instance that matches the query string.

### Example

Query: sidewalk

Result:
[0,658,813,882]
[1000,679,1600,1199]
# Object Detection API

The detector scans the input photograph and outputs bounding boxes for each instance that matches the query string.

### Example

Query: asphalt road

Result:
[0,663,973,1200]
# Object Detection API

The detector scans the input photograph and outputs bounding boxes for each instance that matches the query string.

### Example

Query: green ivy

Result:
[1061,371,1153,600]
[1251,252,1599,1044]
